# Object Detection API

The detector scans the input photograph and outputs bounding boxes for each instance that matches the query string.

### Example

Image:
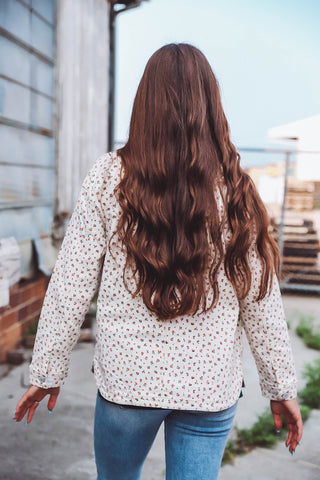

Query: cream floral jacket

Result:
[29,152,297,411]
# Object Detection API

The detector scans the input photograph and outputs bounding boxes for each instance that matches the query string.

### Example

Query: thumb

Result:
[47,389,60,412]
[272,411,283,431]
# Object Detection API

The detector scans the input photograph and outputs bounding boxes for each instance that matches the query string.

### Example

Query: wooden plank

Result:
[282,256,318,265]
[271,226,314,235]
[287,274,320,285]
[281,264,319,273]
[271,218,314,228]
[272,234,319,243]
[283,247,319,258]
[282,242,319,250]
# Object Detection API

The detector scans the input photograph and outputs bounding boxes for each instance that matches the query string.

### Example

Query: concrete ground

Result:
[0,294,319,480]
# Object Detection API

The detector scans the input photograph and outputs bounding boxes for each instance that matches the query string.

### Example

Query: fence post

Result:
[278,151,291,280]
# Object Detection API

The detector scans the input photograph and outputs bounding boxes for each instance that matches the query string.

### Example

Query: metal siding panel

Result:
[30,91,53,130]
[0,79,3,112]
[31,55,54,96]
[0,77,30,124]
[0,37,53,96]
[32,0,55,24]
[0,0,31,44]
[31,12,54,59]
[0,165,54,206]
[0,124,54,167]
[0,0,55,282]
[55,0,109,213]
[0,206,53,240]
[0,36,31,85]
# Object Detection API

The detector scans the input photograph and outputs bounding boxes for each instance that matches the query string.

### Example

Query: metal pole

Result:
[108,1,144,153]
[278,151,290,279]
[108,6,116,152]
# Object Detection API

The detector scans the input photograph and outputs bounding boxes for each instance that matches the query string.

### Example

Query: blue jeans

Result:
[94,390,237,480]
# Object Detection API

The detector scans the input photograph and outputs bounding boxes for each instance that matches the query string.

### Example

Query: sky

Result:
[115,0,320,167]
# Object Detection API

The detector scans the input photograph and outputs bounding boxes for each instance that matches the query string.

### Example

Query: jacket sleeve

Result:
[239,243,298,401]
[29,183,107,389]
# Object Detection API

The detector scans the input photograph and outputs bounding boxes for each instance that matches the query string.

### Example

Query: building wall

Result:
[0,274,49,362]
[268,114,320,182]
[0,0,56,277]
[0,0,111,363]
[55,0,109,215]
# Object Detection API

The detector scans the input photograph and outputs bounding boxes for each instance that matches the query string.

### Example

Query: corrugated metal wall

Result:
[0,0,56,274]
[0,0,111,278]
[55,0,109,215]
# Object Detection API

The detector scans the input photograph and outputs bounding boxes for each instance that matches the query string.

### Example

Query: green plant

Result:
[296,315,320,350]
[25,317,39,335]
[298,359,320,409]
[235,409,282,448]
[221,439,237,465]
[222,401,311,465]
[221,409,285,467]
[299,404,312,421]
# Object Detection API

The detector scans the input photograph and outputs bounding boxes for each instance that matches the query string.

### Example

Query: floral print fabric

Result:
[29,152,297,411]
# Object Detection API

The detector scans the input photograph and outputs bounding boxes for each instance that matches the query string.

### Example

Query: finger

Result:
[296,413,303,444]
[287,422,299,453]
[272,411,283,431]
[289,420,303,453]
[286,420,295,443]
[14,391,31,420]
[26,402,40,424]
[14,405,28,422]
[14,390,45,422]
[47,391,59,412]
[15,398,34,422]
[286,429,294,451]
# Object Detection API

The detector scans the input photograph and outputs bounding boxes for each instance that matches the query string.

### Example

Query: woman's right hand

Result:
[270,398,303,453]
[14,385,60,425]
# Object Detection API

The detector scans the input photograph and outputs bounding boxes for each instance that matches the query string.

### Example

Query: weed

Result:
[221,439,237,465]
[298,359,320,409]
[25,316,39,335]
[222,401,311,466]
[236,409,282,448]
[296,316,320,350]
[299,404,312,421]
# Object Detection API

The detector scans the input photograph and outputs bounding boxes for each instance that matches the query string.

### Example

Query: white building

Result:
[268,114,320,181]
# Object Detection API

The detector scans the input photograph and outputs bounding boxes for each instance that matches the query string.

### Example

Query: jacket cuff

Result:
[260,380,297,401]
[29,367,67,389]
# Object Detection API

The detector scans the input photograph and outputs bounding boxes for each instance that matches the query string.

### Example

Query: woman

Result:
[14,44,302,480]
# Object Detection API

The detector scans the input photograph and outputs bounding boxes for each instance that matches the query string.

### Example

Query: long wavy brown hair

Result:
[116,43,280,320]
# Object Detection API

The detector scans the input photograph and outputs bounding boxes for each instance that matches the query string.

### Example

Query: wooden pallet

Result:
[270,216,320,287]
[282,273,320,285]
[286,181,314,210]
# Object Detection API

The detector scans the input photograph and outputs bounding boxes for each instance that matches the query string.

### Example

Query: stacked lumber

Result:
[286,180,314,210]
[313,181,320,209]
[270,217,320,287]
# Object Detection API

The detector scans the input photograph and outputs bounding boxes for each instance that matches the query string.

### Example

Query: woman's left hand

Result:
[270,398,303,453]
[13,385,60,424]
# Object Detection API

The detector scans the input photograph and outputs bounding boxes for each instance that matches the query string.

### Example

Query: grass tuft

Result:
[296,315,320,350]
[221,337,318,467]
[222,393,312,465]
[298,359,320,409]
[236,409,283,448]
[25,316,39,335]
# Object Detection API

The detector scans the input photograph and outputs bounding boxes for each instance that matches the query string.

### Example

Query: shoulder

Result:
[81,151,122,202]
